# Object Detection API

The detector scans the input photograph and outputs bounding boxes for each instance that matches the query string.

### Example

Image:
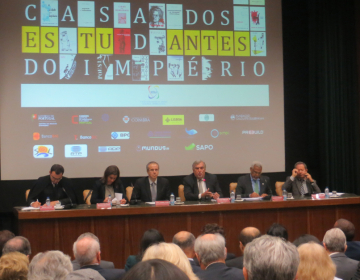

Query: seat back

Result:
[178,185,185,202]
[229,183,237,194]
[275,182,285,196]
[83,190,92,205]
[126,186,134,202]
[25,189,30,201]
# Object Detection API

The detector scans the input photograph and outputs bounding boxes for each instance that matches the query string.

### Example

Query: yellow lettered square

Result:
[235,32,250,56]
[201,30,217,56]
[167,30,183,55]
[22,26,39,53]
[78,28,95,54]
[184,30,200,56]
[218,31,234,56]
[96,28,113,54]
[41,27,58,53]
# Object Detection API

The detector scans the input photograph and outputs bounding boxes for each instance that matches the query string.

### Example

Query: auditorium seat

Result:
[275,182,285,196]
[178,185,185,201]
[126,186,133,202]
[83,190,92,205]
[25,189,30,201]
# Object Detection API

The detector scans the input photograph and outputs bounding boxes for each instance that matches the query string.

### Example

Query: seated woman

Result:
[90,165,127,204]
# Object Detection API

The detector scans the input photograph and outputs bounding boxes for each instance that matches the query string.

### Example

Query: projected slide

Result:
[0,0,284,180]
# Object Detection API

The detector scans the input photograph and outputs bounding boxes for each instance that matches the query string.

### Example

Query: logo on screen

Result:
[199,114,214,122]
[162,115,184,125]
[34,115,57,127]
[137,145,170,151]
[102,114,110,122]
[185,128,198,136]
[148,131,171,138]
[32,114,37,120]
[185,143,196,150]
[111,132,130,139]
[33,132,40,140]
[197,145,214,150]
[33,145,53,158]
[98,146,121,152]
[230,114,264,121]
[72,115,92,124]
[148,85,160,99]
[65,145,88,158]
[242,130,264,135]
[75,135,97,140]
[123,116,130,123]
[211,129,229,138]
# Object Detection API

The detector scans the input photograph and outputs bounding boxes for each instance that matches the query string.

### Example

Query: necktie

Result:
[151,182,157,202]
[300,180,307,195]
[254,180,259,194]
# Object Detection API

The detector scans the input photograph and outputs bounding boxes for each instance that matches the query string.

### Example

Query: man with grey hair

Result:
[183,160,222,201]
[73,233,125,280]
[283,161,320,195]
[173,231,201,272]
[131,161,171,202]
[323,228,358,280]
[243,235,299,280]
[2,236,31,258]
[28,250,73,280]
[236,162,272,198]
[194,233,244,280]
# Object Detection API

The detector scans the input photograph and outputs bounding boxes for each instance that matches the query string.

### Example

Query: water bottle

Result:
[170,193,175,205]
[325,187,330,198]
[46,197,50,206]
[230,191,235,203]
[108,195,112,206]
[283,190,287,201]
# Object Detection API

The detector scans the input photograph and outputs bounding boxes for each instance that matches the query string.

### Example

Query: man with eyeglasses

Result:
[235,161,272,198]
[27,164,77,207]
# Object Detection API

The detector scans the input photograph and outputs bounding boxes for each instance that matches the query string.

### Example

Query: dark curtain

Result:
[308,0,360,193]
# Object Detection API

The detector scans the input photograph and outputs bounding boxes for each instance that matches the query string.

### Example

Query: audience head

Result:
[243,235,299,280]
[0,230,15,257]
[172,231,196,258]
[194,234,226,269]
[239,227,261,252]
[73,233,101,267]
[143,243,199,280]
[139,229,165,258]
[0,251,29,280]
[66,269,105,280]
[293,234,322,247]
[334,218,355,242]
[323,228,346,253]
[297,242,336,280]
[201,223,225,237]
[122,259,190,280]
[267,223,288,240]
[101,165,120,186]
[3,236,31,257]
[28,250,72,280]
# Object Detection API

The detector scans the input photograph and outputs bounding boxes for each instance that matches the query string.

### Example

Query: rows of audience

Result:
[1,218,360,280]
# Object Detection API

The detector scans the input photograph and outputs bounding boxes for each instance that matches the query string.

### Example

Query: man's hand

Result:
[213,192,220,199]
[44,201,59,207]
[261,193,268,197]
[201,189,213,198]
[305,173,314,182]
[291,169,298,178]
[103,198,109,203]
[31,201,41,208]
[120,199,127,204]
[250,192,260,198]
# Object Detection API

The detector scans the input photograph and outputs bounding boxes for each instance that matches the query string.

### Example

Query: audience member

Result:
[0,230,15,257]
[194,233,244,280]
[73,233,125,280]
[2,236,31,257]
[123,259,190,280]
[266,223,288,240]
[334,218,360,261]
[143,242,199,280]
[323,228,358,280]
[243,235,299,280]
[66,268,105,280]
[226,227,261,269]
[297,242,337,280]
[125,229,164,271]
[293,234,322,247]
[173,231,201,272]
[28,250,72,280]
[0,251,29,280]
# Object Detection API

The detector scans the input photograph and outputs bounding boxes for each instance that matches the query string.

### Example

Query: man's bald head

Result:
[172,231,196,258]
[239,227,261,247]
[73,235,100,267]
[2,236,31,256]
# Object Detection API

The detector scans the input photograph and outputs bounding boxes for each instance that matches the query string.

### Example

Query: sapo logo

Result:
[196,145,214,150]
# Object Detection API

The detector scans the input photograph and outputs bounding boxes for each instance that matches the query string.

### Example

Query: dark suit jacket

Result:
[90,178,127,204]
[183,172,223,201]
[196,262,244,280]
[27,175,77,206]
[124,255,140,272]
[346,241,360,261]
[225,256,244,269]
[80,264,125,280]
[235,174,272,198]
[131,177,171,202]
[189,259,202,273]
[72,260,114,271]
[330,252,358,280]
[283,176,321,196]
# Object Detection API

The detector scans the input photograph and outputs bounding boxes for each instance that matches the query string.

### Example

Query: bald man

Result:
[334,219,360,261]
[173,231,201,273]
[2,236,31,258]
[226,227,261,269]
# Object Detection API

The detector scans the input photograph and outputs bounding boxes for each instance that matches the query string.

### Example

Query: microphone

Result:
[62,187,76,208]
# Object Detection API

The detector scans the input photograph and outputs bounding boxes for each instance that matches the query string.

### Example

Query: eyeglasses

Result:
[50,175,62,182]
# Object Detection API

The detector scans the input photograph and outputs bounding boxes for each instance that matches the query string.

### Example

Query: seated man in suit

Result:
[243,235,299,280]
[194,233,244,280]
[173,231,201,273]
[2,236,31,258]
[132,161,171,202]
[334,219,360,261]
[236,161,272,198]
[323,228,358,280]
[73,233,125,280]
[27,164,77,207]
[183,160,222,201]
[226,227,261,269]
[283,161,321,196]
